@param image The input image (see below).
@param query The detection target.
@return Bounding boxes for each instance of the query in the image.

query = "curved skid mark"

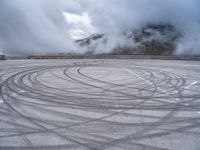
[0,60,200,149]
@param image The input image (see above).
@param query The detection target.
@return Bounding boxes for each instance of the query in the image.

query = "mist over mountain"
[0,0,200,56]
[75,24,182,55]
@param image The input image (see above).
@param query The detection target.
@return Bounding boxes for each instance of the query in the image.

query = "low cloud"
[0,0,200,55]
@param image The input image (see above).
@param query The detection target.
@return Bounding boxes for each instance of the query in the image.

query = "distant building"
[32,53,72,59]
[0,54,5,60]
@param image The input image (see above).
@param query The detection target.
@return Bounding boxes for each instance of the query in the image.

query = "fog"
[0,0,77,55]
[0,0,200,55]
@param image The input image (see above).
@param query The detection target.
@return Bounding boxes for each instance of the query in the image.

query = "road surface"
[0,59,200,150]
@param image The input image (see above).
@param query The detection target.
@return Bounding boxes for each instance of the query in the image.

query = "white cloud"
[63,12,98,39]
[1,0,200,55]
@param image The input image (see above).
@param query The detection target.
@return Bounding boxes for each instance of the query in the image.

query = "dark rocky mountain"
[75,24,182,55]
[75,34,104,47]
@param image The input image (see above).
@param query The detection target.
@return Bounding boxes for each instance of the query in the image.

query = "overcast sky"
[0,0,200,55]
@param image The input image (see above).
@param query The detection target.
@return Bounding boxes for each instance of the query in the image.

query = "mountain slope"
[75,24,181,55]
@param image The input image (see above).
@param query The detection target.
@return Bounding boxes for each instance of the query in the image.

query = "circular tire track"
[0,59,200,150]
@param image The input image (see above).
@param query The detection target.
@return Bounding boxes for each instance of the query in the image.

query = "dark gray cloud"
[0,0,200,55]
